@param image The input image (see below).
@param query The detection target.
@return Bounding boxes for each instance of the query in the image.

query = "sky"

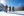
[0,0,24,8]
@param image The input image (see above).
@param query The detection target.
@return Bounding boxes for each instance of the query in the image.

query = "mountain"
[0,3,4,11]
[15,5,24,11]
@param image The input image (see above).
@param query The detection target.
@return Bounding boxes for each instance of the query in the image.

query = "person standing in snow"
[12,6,15,12]
[4,4,8,13]
[9,6,11,12]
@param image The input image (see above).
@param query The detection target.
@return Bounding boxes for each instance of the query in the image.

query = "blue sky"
[1,0,24,8]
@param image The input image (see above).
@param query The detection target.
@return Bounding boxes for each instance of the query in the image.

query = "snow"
[0,12,22,16]
[0,11,23,16]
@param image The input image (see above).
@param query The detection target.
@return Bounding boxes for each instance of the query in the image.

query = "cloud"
[18,3,22,7]
[18,3,21,5]
[0,0,5,4]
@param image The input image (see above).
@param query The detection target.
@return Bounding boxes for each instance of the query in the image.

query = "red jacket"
[5,6,8,8]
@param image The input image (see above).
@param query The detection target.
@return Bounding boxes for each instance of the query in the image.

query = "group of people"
[4,4,15,13]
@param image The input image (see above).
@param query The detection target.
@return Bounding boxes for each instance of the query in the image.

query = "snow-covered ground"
[0,12,23,16]
[0,11,24,16]
[0,11,24,15]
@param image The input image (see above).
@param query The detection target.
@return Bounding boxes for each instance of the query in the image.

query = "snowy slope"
[0,12,22,16]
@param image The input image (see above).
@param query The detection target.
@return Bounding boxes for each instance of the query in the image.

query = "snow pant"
[9,9,11,12]
[12,9,14,12]
[5,8,7,13]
